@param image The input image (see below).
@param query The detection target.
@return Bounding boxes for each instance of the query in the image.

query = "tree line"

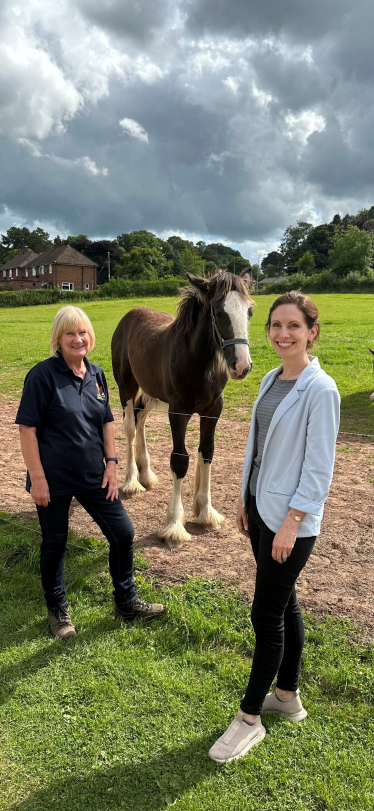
[0,227,251,284]
[261,207,374,280]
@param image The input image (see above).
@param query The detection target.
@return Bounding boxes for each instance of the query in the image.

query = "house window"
[32,267,36,276]
[85,283,89,290]
[9,269,12,277]
[25,269,29,276]
[40,265,44,275]
[61,282,74,291]
[15,268,18,277]
[49,264,52,273]
[2,270,5,278]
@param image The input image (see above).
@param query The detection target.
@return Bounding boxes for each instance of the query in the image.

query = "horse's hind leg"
[121,382,146,494]
[134,394,163,489]
[193,402,224,529]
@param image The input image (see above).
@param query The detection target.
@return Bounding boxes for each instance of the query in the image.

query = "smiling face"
[268,303,318,364]
[58,322,90,365]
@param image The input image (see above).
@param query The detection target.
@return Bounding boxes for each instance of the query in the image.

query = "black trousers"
[36,487,136,610]
[240,495,316,716]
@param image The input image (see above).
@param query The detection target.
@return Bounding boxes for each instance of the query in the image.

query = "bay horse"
[111,271,253,547]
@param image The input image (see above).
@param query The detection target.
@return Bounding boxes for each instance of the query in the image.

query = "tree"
[304,224,335,269]
[225,256,250,274]
[1,226,52,257]
[280,221,314,273]
[329,226,373,276]
[117,230,162,253]
[179,247,205,277]
[261,251,283,269]
[296,250,316,276]
[114,246,168,280]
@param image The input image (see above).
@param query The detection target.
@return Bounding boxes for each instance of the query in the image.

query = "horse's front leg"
[159,408,191,548]
[193,399,224,529]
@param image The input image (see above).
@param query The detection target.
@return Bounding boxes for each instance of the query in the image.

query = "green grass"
[0,294,373,433]
[0,512,373,811]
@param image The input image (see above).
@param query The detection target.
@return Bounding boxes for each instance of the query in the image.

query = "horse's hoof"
[138,469,158,489]
[159,520,191,547]
[193,504,224,529]
[122,478,146,494]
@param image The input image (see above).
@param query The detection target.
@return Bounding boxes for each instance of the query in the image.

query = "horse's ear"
[369,348,374,356]
[186,273,210,300]
[240,269,252,289]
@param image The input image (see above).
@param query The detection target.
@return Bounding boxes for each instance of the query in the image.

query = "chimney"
[21,245,29,253]
[54,236,62,245]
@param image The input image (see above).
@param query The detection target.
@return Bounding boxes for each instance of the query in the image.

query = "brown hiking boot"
[115,597,165,622]
[48,606,76,639]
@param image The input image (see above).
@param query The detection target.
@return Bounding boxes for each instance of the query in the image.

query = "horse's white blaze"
[123,399,145,493]
[159,472,191,546]
[193,452,224,528]
[135,397,158,489]
[223,291,251,374]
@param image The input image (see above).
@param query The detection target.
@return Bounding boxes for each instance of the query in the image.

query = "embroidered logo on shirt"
[96,383,106,402]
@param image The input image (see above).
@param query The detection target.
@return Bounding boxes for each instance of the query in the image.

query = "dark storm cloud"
[184,0,352,41]
[2,0,374,255]
[76,0,173,42]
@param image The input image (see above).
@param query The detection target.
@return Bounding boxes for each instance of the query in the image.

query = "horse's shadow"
[135,522,211,552]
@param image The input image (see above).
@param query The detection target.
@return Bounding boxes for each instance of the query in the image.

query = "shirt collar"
[52,352,94,377]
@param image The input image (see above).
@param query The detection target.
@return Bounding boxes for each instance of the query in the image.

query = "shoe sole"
[209,727,266,764]
[115,610,165,622]
[264,708,307,722]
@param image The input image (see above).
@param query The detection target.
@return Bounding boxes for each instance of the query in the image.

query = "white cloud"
[285,110,326,145]
[119,117,149,143]
[17,138,109,176]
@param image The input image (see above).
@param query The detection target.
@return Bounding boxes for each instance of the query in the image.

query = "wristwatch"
[288,511,302,522]
[105,457,118,464]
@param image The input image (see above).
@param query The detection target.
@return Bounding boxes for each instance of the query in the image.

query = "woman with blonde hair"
[17,306,164,638]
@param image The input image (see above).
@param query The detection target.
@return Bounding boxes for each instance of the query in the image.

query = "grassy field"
[0,293,373,432]
[1,513,373,811]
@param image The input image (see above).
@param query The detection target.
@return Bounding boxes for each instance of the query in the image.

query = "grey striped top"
[249,377,296,497]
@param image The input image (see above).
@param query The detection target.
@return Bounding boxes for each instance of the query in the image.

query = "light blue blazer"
[241,357,340,537]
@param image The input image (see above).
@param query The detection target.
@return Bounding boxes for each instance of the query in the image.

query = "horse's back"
[112,307,175,396]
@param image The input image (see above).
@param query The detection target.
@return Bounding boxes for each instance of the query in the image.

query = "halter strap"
[211,304,250,349]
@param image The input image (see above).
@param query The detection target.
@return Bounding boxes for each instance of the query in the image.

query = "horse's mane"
[172,271,253,335]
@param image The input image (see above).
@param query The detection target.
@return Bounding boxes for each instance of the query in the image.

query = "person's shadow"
[11,734,219,811]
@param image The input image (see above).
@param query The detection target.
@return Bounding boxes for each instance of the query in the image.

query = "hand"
[30,476,50,507]
[102,461,118,501]
[236,496,249,538]
[272,516,297,564]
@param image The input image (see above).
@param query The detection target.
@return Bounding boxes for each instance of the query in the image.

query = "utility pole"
[107,251,111,282]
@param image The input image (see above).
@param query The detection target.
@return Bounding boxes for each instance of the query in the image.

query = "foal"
[111,271,253,547]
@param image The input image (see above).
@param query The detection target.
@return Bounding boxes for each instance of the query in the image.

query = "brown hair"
[265,290,320,349]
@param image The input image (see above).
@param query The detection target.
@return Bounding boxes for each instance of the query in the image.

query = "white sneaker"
[209,712,266,763]
[262,687,307,721]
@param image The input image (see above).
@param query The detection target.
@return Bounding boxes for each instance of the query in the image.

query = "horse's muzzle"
[229,362,252,380]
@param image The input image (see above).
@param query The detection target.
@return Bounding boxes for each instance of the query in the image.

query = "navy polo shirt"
[15,354,114,495]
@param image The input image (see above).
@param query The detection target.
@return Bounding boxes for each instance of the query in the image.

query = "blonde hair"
[50,306,96,356]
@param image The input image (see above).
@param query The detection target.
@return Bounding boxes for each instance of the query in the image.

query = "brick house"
[0,237,97,291]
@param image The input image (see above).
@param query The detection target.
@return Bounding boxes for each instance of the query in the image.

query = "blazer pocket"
[271,451,305,492]
[265,489,293,498]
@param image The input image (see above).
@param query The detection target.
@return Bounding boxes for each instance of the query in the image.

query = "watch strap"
[105,457,118,464]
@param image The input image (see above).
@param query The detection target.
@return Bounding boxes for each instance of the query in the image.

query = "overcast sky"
[1,0,374,261]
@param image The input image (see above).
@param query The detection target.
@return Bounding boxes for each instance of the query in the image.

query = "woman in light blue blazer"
[210,290,340,763]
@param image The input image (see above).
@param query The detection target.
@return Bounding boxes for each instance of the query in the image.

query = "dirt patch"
[1,402,373,637]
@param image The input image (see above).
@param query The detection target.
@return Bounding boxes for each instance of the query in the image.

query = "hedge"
[0,278,187,308]
[259,269,374,295]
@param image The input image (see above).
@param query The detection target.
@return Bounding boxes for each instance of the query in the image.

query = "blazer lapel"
[261,383,300,459]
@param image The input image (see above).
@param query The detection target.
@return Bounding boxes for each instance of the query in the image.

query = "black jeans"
[36,487,137,610]
[240,495,316,716]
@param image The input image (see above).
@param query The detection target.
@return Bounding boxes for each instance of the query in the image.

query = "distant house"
[257,275,287,290]
[0,237,98,291]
